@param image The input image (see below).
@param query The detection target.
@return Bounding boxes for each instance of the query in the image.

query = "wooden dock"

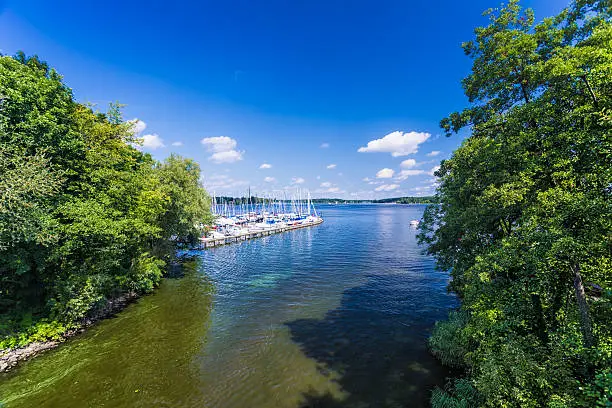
[197,219,323,249]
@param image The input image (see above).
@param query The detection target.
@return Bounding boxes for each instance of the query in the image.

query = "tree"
[0,53,212,347]
[0,144,61,314]
[155,154,213,248]
[420,1,612,406]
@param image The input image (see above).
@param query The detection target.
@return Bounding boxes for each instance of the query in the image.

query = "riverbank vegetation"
[419,0,611,406]
[372,196,437,204]
[0,53,212,351]
[212,196,437,205]
[313,196,436,204]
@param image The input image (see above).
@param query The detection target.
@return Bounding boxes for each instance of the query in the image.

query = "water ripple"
[0,204,456,408]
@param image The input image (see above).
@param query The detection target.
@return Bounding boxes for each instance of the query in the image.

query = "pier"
[197,218,323,249]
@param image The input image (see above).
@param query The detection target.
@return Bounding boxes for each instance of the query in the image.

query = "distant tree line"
[311,197,436,204]
[213,196,268,205]
[212,196,436,205]
[372,196,437,204]
[0,53,212,349]
[419,1,611,406]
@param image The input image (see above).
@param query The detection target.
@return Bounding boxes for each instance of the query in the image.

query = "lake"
[0,204,456,408]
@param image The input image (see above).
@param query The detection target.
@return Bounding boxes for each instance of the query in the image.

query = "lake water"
[0,204,456,407]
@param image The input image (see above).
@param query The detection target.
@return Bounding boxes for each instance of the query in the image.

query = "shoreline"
[0,222,325,374]
[199,218,324,249]
[0,291,140,374]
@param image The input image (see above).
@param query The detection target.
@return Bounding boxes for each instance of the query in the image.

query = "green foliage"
[431,379,482,408]
[584,369,612,407]
[0,319,69,350]
[215,196,436,205]
[308,196,437,204]
[0,145,62,250]
[0,53,211,348]
[421,1,612,406]
[373,196,438,204]
[121,253,165,294]
[429,311,470,368]
[155,154,212,247]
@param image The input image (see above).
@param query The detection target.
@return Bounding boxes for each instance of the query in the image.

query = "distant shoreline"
[314,201,433,204]
[211,196,437,205]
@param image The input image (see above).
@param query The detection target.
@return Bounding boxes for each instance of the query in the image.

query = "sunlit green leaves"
[0,53,212,347]
[423,1,612,406]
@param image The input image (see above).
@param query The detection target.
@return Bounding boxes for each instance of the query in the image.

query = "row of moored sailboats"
[204,190,324,240]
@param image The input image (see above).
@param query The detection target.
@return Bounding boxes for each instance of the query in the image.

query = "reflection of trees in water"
[287,274,454,408]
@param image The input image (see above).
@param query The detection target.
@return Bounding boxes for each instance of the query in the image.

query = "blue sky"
[0,0,566,199]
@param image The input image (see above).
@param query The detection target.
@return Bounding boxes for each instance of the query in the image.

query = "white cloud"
[264,176,276,183]
[376,168,395,179]
[201,174,249,191]
[128,118,146,134]
[362,177,371,182]
[292,177,305,184]
[201,136,243,164]
[427,150,441,157]
[397,169,426,180]
[316,175,321,180]
[171,141,183,147]
[204,174,229,181]
[400,159,417,169]
[375,184,400,192]
[129,119,164,150]
[429,165,441,176]
[314,184,345,194]
[350,190,376,198]
[411,183,438,196]
[259,163,272,169]
[141,134,165,149]
[209,150,243,164]
[358,131,430,157]
[326,164,337,169]
[320,143,330,148]
[201,136,237,152]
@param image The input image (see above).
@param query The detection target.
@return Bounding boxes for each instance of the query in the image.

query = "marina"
[200,190,324,248]
[199,217,324,248]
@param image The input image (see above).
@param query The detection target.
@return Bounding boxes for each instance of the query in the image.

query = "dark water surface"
[0,204,456,407]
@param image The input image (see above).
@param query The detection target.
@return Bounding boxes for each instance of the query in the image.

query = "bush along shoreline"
[419,1,612,406]
[0,53,213,369]
[0,290,139,372]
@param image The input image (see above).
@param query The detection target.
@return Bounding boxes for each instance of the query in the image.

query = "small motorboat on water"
[410,219,420,227]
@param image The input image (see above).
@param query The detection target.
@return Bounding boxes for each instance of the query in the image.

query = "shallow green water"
[0,205,456,407]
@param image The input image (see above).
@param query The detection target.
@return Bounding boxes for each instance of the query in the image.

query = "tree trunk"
[572,264,595,348]
[580,75,598,109]
[520,82,530,105]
